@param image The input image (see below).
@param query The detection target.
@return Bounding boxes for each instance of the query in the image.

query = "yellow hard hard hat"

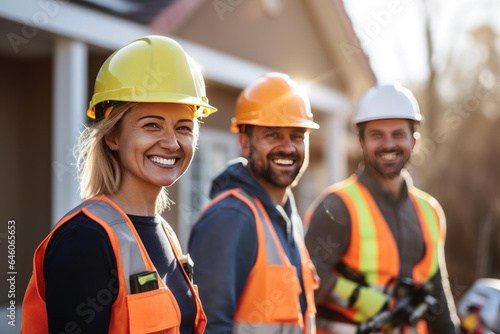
[88,35,216,120]
[230,72,319,133]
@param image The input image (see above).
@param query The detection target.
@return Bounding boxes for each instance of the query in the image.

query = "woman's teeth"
[150,157,175,166]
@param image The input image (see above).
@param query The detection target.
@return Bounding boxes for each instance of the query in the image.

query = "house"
[0,0,375,324]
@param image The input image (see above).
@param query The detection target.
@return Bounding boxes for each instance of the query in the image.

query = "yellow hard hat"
[88,35,216,120]
[230,72,319,133]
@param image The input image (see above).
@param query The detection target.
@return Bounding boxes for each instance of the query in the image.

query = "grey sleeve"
[305,193,351,304]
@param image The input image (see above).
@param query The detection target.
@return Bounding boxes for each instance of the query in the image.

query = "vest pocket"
[127,287,180,333]
[264,265,302,322]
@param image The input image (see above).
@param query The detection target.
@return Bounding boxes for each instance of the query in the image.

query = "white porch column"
[325,115,348,186]
[51,37,88,226]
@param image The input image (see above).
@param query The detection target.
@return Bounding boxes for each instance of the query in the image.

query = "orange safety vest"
[21,196,206,334]
[203,189,319,334]
[314,176,445,334]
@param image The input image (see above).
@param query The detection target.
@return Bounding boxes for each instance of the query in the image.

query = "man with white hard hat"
[304,83,460,333]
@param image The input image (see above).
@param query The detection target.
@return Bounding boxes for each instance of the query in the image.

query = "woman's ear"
[105,133,119,151]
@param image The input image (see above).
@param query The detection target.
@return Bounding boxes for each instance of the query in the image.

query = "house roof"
[70,0,178,24]
[0,0,351,114]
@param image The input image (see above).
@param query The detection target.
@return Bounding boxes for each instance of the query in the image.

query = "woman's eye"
[177,125,193,132]
[144,123,160,129]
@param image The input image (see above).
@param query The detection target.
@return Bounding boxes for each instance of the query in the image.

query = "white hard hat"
[355,82,422,124]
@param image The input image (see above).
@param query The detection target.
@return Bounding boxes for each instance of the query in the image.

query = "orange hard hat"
[230,72,319,133]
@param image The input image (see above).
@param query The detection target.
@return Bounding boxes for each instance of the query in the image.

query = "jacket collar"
[210,158,296,221]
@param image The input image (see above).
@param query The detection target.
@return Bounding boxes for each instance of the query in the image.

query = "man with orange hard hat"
[189,72,320,333]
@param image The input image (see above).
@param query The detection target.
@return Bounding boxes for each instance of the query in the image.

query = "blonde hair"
[76,102,185,214]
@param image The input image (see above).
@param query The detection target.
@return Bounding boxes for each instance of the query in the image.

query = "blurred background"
[1,0,499,331]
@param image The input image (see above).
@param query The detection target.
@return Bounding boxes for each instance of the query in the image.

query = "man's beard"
[248,147,302,188]
[367,148,409,179]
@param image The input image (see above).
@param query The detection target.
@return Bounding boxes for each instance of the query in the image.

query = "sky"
[343,0,500,88]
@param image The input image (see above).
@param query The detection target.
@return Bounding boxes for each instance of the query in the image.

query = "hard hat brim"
[355,113,422,124]
[230,119,320,133]
[87,90,217,119]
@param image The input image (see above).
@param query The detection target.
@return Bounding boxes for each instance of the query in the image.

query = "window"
[177,128,240,250]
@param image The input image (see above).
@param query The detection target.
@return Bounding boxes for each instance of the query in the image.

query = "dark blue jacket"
[188,159,307,334]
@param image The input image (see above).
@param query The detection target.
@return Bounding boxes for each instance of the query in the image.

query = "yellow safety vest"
[316,176,445,333]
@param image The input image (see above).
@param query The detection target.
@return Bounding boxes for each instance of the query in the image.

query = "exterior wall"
[174,0,344,90]
[0,49,124,308]
[0,56,52,306]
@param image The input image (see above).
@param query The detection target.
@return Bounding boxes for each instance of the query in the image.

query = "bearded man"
[189,73,320,334]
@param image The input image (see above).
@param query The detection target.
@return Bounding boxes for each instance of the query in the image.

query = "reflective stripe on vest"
[67,198,151,293]
[203,189,317,333]
[316,318,427,334]
[337,177,400,287]
[318,176,441,333]
[316,318,358,334]
[21,196,206,334]
[408,187,444,284]
[234,322,303,334]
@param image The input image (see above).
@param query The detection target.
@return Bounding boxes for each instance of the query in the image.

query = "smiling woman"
[21,35,216,334]
[101,102,199,215]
